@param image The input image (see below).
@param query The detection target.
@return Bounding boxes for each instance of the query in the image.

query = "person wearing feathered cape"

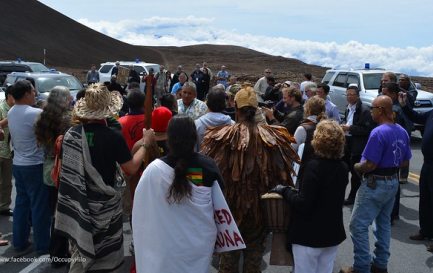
[201,84,300,273]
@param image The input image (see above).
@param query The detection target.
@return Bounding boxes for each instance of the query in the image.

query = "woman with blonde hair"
[272,120,348,273]
[291,96,326,184]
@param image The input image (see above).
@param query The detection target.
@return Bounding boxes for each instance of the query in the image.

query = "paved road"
[0,133,430,273]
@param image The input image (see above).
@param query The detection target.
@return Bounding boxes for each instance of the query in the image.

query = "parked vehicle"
[322,68,433,132]
[2,71,83,101]
[98,61,160,84]
[0,61,50,85]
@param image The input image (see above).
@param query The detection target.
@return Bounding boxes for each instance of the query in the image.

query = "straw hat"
[73,83,123,120]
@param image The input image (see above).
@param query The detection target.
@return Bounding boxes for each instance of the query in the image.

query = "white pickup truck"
[322,68,433,134]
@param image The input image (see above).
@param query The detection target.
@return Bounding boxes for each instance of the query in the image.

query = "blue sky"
[38,0,433,76]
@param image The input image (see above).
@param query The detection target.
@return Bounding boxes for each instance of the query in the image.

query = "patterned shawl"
[54,125,124,272]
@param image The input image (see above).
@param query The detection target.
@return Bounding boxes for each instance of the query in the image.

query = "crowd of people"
[0,63,431,273]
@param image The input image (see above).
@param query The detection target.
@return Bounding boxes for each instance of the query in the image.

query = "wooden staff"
[130,74,160,202]
[143,73,160,170]
[144,74,153,129]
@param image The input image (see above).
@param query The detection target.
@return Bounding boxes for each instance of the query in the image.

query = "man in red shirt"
[119,90,146,150]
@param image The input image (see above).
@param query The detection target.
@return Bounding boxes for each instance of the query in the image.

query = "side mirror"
[415,82,422,89]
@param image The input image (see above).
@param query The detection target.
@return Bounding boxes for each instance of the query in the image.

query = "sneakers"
[340,265,387,273]
[339,267,358,273]
[427,243,433,253]
[409,232,429,241]
[0,209,13,216]
[371,264,388,273]
[0,239,8,246]
[344,198,355,206]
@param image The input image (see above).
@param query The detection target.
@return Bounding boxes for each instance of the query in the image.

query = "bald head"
[371,95,393,122]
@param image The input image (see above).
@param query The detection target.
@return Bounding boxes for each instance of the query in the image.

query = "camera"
[258,100,275,108]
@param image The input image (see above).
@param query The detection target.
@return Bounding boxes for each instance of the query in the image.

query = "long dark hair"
[166,115,197,203]
[35,86,72,153]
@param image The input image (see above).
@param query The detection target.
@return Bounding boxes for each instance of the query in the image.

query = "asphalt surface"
[0,132,430,273]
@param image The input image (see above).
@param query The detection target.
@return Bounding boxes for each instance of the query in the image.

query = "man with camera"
[264,87,304,135]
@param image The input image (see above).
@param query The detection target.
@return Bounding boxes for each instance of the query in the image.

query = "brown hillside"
[1,0,432,91]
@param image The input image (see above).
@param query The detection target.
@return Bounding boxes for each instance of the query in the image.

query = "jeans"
[12,164,51,253]
[349,176,398,273]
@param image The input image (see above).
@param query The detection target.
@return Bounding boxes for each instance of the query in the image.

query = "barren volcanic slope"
[1,0,432,89]
[0,0,326,83]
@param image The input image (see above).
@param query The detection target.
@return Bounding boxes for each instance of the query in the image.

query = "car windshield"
[362,73,383,90]
[36,76,82,93]
[27,63,49,72]
[99,65,113,73]
[145,65,160,74]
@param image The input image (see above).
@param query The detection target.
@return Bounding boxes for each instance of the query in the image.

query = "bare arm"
[0,118,7,128]
[121,129,155,175]
[354,160,377,175]
[400,160,409,168]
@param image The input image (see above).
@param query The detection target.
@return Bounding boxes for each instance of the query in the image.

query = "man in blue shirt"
[316,83,341,123]
[216,65,230,88]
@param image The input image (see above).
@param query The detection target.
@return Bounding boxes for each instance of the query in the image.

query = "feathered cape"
[201,122,300,225]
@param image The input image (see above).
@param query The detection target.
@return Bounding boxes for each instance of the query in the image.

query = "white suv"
[98,61,160,83]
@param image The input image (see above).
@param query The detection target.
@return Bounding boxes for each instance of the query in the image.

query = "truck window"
[333,73,347,87]
[322,72,335,84]
[347,74,360,87]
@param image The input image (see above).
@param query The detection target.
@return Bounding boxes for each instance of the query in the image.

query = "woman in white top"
[132,115,224,273]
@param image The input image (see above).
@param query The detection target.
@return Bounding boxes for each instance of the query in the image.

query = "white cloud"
[78,17,433,77]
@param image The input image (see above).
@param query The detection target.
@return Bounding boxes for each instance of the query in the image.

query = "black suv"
[0,61,49,85]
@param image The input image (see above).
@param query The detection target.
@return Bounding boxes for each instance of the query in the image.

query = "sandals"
[0,239,8,246]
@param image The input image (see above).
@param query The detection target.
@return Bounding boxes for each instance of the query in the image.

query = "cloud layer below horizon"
[78,17,433,77]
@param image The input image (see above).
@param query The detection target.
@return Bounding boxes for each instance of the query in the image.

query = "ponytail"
[167,156,192,203]
[166,115,197,203]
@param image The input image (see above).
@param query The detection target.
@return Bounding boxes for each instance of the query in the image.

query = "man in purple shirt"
[340,96,411,273]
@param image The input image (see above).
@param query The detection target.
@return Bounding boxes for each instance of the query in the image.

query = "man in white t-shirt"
[8,80,51,255]
[254,68,272,102]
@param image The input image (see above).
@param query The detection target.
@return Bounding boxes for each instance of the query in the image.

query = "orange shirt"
[118,114,145,151]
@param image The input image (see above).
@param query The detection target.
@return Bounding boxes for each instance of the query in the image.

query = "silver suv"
[3,71,83,101]
[322,69,433,131]
[0,61,50,85]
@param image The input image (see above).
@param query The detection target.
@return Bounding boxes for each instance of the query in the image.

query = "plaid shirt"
[177,98,208,120]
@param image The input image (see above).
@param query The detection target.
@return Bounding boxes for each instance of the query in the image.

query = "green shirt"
[0,100,11,158]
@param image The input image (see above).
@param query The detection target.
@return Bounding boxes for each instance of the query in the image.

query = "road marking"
[19,254,49,273]
[408,172,420,184]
